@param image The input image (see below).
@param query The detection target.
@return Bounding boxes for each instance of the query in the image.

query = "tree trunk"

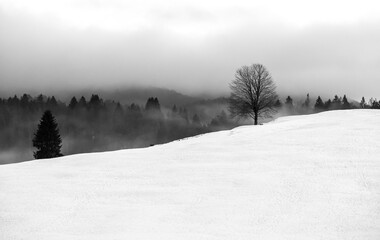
[254,113,258,125]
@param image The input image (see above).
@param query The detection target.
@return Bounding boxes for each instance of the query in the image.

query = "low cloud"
[0,3,380,100]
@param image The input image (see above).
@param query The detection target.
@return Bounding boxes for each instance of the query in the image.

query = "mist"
[0,92,240,163]
[1,0,380,164]
[1,1,380,100]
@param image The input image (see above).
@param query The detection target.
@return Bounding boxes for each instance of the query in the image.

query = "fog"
[1,0,380,100]
[0,91,241,163]
[1,1,380,165]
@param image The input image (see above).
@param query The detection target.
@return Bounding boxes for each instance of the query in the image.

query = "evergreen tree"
[68,97,78,109]
[20,94,32,114]
[88,94,103,110]
[342,95,350,109]
[274,99,282,108]
[9,95,20,107]
[47,96,58,107]
[331,95,342,109]
[370,98,380,109]
[285,96,293,106]
[324,99,332,110]
[114,102,124,116]
[360,97,367,109]
[303,93,310,108]
[314,96,325,111]
[284,96,294,114]
[78,96,87,108]
[20,94,31,108]
[32,110,63,159]
[145,97,161,111]
[36,94,44,103]
[129,103,141,112]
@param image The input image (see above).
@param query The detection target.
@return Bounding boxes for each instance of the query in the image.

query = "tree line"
[2,63,379,161]
[275,94,380,115]
[0,93,236,161]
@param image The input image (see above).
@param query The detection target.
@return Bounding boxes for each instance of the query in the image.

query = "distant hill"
[100,87,203,107]
[57,87,202,107]
[0,87,203,108]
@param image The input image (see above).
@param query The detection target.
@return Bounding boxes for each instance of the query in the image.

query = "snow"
[1,110,380,240]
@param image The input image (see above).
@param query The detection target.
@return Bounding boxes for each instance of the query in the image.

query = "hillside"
[57,87,201,107]
[1,110,379,239]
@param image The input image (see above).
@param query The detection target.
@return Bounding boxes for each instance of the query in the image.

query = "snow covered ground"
[1,110,379,240]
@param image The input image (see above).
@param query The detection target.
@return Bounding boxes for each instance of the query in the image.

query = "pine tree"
[36,94,44,108]
[89,94,102,108]
[370,98,380,109]
[68,97,78,109]
[314,96,325,111]
[47,96,58,107]
[78,96,87,108]
[32,110,63,159]
[20,94,31,108]
[129,103,140,112]
[360,97,367,108]
[324,99,332,110]
[332,95,342,109]
[274,99,282,108]
[285,96,294,114]
[342,95,350,109]
[114,102,124,116]
[285,96,293,106]
[145,97,161,111]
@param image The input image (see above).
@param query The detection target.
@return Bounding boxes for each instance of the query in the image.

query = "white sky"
[2,0,379,31]
[1,0,380,99]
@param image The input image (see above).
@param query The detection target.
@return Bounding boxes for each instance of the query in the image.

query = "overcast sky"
[1,0,380,99]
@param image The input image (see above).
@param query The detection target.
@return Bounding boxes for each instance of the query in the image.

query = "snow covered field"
[1,110,379,240]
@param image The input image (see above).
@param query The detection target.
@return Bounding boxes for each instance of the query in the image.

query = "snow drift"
[1,110,379,240]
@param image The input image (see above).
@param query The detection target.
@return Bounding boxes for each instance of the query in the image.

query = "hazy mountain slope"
[99,87,201,107]
[1,110,379,240]
[2,87,201,107]
[57,87,201,107]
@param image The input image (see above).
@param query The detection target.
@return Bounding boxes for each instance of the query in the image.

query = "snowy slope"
[1,110,380,240]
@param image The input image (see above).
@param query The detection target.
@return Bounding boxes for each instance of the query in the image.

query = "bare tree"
[229,64,278,125]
